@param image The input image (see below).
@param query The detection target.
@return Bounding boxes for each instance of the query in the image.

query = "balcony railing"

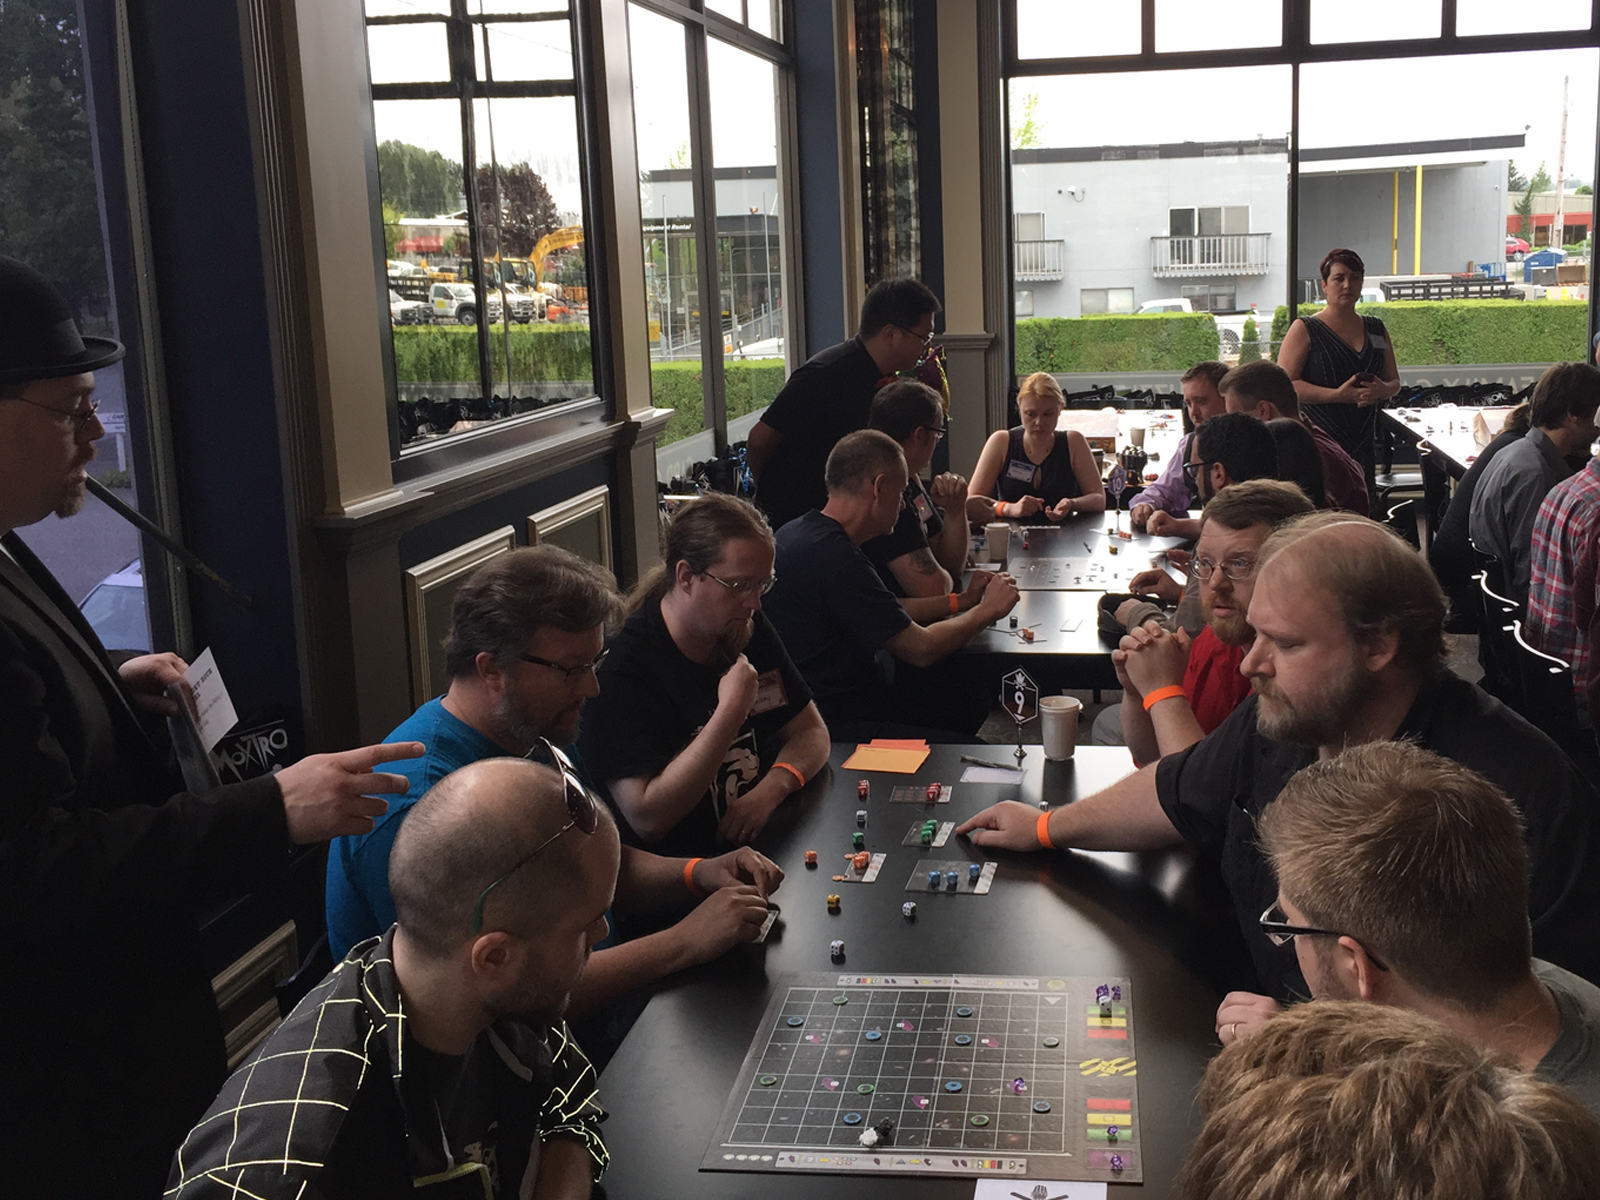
[1015,239,1065,281]
[1151,233,1271,277]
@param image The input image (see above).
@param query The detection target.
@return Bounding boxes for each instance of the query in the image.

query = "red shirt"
[1182,626,1251,734]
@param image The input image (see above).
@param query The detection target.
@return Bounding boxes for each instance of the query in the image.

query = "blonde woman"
[967,372,1105,525]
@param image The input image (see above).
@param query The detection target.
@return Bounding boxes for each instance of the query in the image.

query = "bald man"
[170,759,617,1200]
[958,512,1600,999]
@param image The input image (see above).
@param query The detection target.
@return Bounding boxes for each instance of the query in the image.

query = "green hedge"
[1015,313,1219,373]
[392,324,593,383]
[649,359,788,445]
[1268,301,1587,365]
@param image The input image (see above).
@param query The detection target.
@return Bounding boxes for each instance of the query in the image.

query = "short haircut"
[1199,478,1315,536]
[869,379,943,443]
[1180,360,1229,389]
[443,545,622,679]
[1504,400,1533,436]
[631,492,773,611]
[858,277,941,338]
[1529,361,1600,429]
[825,428,906,496]
[1017,371,1065,407]
[1179,1001,1600,1200]
[389,759,617,957]
[1219,359,1300,417]
[1195,410,1278,485]
[1319,247,1365,280]
[1261,741,1533,1008]
[1264,418,1326,509]
[1257,510,1449,678]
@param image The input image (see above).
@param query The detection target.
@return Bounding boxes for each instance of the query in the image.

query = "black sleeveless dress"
[995,428,1084,523]
[1297,312,1390,486]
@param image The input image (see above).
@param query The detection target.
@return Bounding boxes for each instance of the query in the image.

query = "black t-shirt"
[578,600,812,857]
[1155,674,1600,999]
[996,428,1084,523]
[762,510,914,724]
[754,338,886,529]
[861,475,947,596]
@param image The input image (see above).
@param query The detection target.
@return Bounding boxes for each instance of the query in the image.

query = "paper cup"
[1128,426,1146,448]
[1040,695,1082,761]
[984,522,1010,566]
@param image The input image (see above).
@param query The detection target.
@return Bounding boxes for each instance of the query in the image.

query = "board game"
[702,974,1140,1182]
[1008,555,1159,592]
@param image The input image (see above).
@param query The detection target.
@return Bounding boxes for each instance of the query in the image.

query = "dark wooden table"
[595,744,1232,1198]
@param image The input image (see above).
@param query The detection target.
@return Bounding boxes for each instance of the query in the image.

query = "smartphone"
[1355,372,1378,385]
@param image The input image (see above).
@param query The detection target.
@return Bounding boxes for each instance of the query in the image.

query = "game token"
[911,1095,930,1109]
[833,994,850,1005]
[968,863,981,883]
[1012,1078,1026,1094]
[970,1115,990,1127]
[863,1030,881,1041]
[852,851,870,871]
[786,1017,805,1027]
[804,850,817,866]
[1042,1036,1060,1047]
[956,1006,974,1017]
[1110,1155,1125,1172]
[1108,544,1118,555]
[832,874,846,882]
[897,1020,915,1031]
[830,939,845,958]
[1021,628,1035,642]
[944,1081,963,1092]
[1106,1125,1119,1142]
[1032,1101,1052,1113]
[954,1034,972,1045]
[856,809,867,826]
[841,1112,862,1125]
[857,779,870,798]
[926,783,942,801]
[902,901,917,919]
[852,831,865,850]
[928,869,941,889]
[919,828,933,845]
[1112,985,1123,1001]
[827,893,841,909]
[872,1118,896,1144]
[944,869,958,888]
[1009,615,1018,628]
[759,1075,778,1086]
[857,1083,875,1093]
[822,1077,839,1090]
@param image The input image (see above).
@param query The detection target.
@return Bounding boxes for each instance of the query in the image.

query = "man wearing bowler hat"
[0,255,424,1198]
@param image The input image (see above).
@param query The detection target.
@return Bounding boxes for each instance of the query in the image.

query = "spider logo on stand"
[1010,1187,1072,1200]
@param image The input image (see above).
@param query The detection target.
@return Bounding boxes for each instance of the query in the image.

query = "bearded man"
[579,493,830,854]
[958,511,1600,999]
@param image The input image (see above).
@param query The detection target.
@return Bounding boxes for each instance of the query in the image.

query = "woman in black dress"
[1277,248,1401,491]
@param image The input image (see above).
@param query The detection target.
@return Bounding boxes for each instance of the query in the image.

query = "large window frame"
[1003,1,1600,370]
[629,0,799,460]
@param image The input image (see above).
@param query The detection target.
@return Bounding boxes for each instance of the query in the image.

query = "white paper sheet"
[184,647,238,753]
[960,765,1025,784]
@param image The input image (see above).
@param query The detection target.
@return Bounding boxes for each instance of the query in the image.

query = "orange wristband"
[773,761,805,788]
[995,501,1006,520]
[684,857,707,897]
[1036,811,1055,851]
[1142,684,1186,711]
[949,592,960,614]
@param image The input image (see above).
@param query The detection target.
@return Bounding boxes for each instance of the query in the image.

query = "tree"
[1508,160,1529,192]
[1238,315,1261,363]
[476,162,559,258]
[376,140,462,217]
[381,202,404,260]
[1577,185,1593,196]
[1515,160,1552,245]
[1010,90,1043,150]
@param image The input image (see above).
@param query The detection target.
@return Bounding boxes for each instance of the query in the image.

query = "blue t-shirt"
[325,698,505,958]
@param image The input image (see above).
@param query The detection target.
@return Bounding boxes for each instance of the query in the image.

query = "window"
[856,0,921,283]
[1015,289,1035,316]
[626,1,794,464]
[1014,212,1046,241]
[1081,288,1135,315]
[363,1,599,454]
[1016,0,1140,60]
[1181,284,1237,313]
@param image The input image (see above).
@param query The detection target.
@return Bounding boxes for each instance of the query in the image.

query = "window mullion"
[684,20,729,454]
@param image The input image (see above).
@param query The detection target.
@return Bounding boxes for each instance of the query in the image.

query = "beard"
[1202,588,1252,647]
[1253,652,1375,747]
[493,692,582,752]
[55,468,89,518]
[708,617,755,670]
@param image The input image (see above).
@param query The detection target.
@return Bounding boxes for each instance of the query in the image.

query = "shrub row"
[648,359,788,445]
[1015,313,1220,373]
[1267,300,1588,365]
[392,324,594,383]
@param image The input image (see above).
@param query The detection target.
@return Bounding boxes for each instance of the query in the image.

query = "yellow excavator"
[531,225,585,285]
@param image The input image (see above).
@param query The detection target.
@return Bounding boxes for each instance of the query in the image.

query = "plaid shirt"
[167,928,606,1198]
[1527,456,1600,706]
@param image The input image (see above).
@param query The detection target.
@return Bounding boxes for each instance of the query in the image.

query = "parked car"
[1137,297,1194,314]
[429,282,502,326]
[79,558,150,653]
[389,288,431,325]
[1506,235,1530,258]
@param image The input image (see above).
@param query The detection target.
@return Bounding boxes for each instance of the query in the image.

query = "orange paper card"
[841,745,931,773]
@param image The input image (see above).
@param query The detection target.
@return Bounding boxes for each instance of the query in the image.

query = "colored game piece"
[954,1034,972,1045]
[759,1075,778,1086]
[902,901,917,919]
[928,869,941,889]
[1042,1036,1060,1047]
[970,1115,990,1127]
[1032,1100,1052,1113]
[804,850,817,866]
[852,831,865,850]
[852,851,870,871]
[1106,1124,1119,1142]
[1022,540,1030,550]
[1096,984,1112,1015]
[897,1020,915,1031]
[872,1118,895,1144]
[1008,615,1018,628]
[926,782,942,801]
[863,1030,881,1041]
[1021,628,1035,642]
[968,862,981,883]
[786,1017,804,1027]
[1110,1155,1125,1172]
[855,809,867,826]
[841,1112,862,1125]
[956,1006,974,1017]
[832,995,849,1005]
[1012,1077,1027,1094]
[919,827,933,845]
[857,1129,879,1148]
[911,1095,929,1110]
[944,869,958,888]
[944,1080,963,1092]
[830,939,845,958]
[1108,544,1119,555]
[826,893,841,909]
[822,1077,839,1090]
[1112,985,1123,1001]
[832,874,846,882]
[857,779,870,798]
[856,1083,875,1093]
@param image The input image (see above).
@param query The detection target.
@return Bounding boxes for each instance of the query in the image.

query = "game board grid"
[728,986,1074,1153]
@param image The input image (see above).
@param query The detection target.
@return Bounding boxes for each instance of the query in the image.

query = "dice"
[968,862,981,884]
[925,783,942,802]
[830,939,845,959]
[827,893,841,911]
[928,869,942,889]
[852,831,865,850]
[804,849,818,867]
[902,901,917,919]
[856,809,867,826]
[857,779,870,798]
[944,869,958,889]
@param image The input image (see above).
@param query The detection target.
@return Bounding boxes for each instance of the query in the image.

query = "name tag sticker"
[913,492,935,523]
[1006,459,1037,483]
[751,669,788,715]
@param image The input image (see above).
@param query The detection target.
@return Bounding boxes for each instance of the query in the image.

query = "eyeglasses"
[470,739,600,935]
[896,323,935,346]
[701,570,777,596]
[1193,555,1257,581]
[3,394,100,435]
[1182,459,1217,485]
[521,647,608,682]
[1258,902,1389,972]
[920,422,949,441]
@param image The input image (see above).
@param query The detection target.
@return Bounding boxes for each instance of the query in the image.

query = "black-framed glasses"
[1182,459,1217,485]
[896,323,935,346]
[920,421,949,441]
[470,739,600,935]
[2,393,100,435]
[1258,902,1389,971]
[521,647,608,682]
[701,570,777,596]
[1193,555,1257,581]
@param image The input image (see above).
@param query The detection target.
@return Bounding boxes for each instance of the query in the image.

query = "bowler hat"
[0,255,125,385]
